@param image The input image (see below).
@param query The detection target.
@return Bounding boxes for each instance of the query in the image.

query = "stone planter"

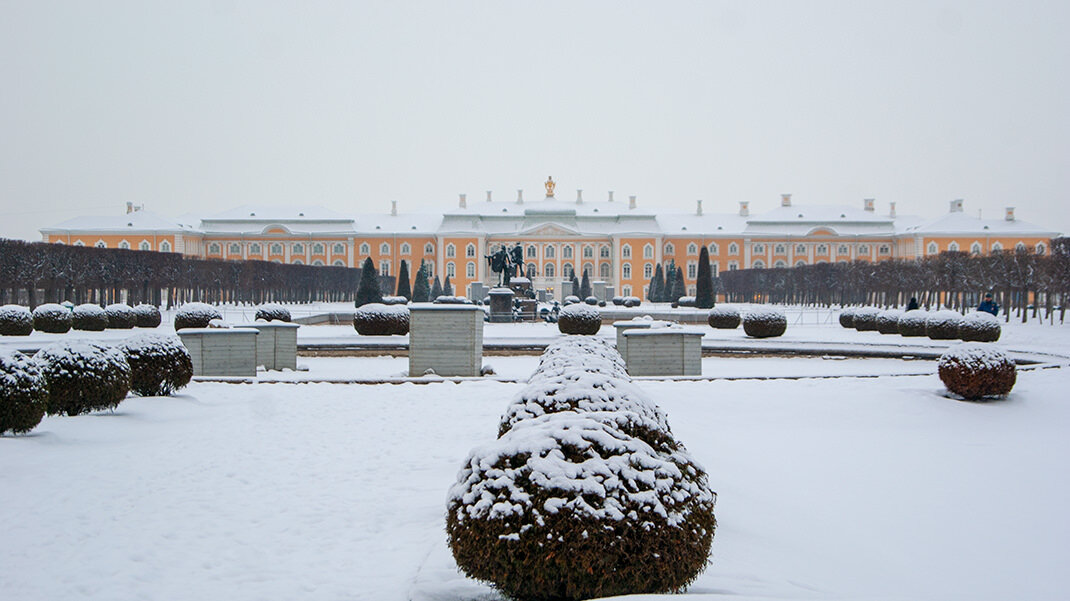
[622,327,703,376]
[176,328,259,377]
[409,304,484,377]
[488,288,514,323]
[248,322,300,371]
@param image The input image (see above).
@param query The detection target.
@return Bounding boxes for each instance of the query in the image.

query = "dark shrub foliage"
[563,295,581,305]
[584,296,598,305]
[72,303,108,331]
[122,334,193,397]
[557,304,601,335]
[597,300,606,307]
[926,310,964,340]
[132,303,162,328]
[412,262,431,302]
[959,312,1001,342]
[353,303,409,335]
[356,257,384,307]
[742,307,787,338]
[447,414,716,601]
[0,305,34,336]
[104,303,136,329]
[611,296,625,306]
[174,302,222,330]
[255,303,291,322]
[0,350,49,434]
[35,342,131,416]
[623,296,641,308]
[32,303,72,334]
[938,345,1016,400]
[695,246,715,308]
[897,311,928,337]
[396,259,412,300]
[838,307,856,328]
[875,309,903,335]
[707,306,741,329]
[852,307,880,331]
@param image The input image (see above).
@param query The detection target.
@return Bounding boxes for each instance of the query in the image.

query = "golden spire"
[545,176,556,197]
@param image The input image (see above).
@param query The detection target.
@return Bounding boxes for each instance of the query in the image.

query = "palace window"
[709,242,720,255]
[95,240,107,248]
[312,259,324,266]
[527,245,537,258]
[334,243,346,255]
[270,243,283,255]
[424,243,434,254]
[774,260,787,268]
[711,263,718,277]
[141,241,152,251]
[599,246,610,258]
[380,260,390,276]
[858,244,870,254]
[333,260,345,267]
[687,262,697,278]
[728,243,738,255]
[795,260,807,267]
[664,243,674,255]
[687,243,698,255]
[643,244,653,259]
[622,286,631,297]
[249,243,262,254]
[796,244,806,254]
[207,242,219,254]
[293,243,305,255]
[312,243,324,255]
[600,263,611,279]
[360,242,370,255]
[527,263,536,277]
[752,259,765,269]
[446,262,455,278]
[119,240,131,250]
[581,263,593,278]
[1036,242,1046,255]
[622,263,631,279]
[991,242,1003,254]
[446,244,455,258]
[946,242,957,252]
[927,242,938,255]
[159,240,171,253]
[838,244,849,255]
[621,244,631,259]
[380,242,390,255]
[466,262,476,278]
[816,244,828,255]
[774,244,786,255]
[753,243,765,254]
[728,261,738,271]
[560,246,571,259]
[466,243,476,258]
[229,243,241,254]
[971,242,982,255]
[400,243,410,255]
[643,263,653,278]
[583,245,593,258]
[879,244,891,255]
[73,240,85,246]
[545,245,556,258]
[544,263,555,278]
[293,259,303,265]
[563,263,574,278]
[1015,242,1027,252]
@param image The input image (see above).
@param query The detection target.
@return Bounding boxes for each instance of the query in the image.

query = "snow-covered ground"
[3,302,1070,600]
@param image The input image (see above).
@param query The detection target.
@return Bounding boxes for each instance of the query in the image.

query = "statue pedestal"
[509,277,532,297]
[489,288,514,323]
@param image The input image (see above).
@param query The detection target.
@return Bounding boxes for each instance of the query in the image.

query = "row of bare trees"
[0,239,392,308]
[717,238,1070,323]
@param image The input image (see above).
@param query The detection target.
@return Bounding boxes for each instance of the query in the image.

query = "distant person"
[906,297,919,311]
[978,293,1000,316]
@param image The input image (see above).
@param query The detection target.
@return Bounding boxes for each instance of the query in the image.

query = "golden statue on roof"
[545,176,556,197]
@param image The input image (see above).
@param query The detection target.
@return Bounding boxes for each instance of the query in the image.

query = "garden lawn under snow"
[3,368,1069,600]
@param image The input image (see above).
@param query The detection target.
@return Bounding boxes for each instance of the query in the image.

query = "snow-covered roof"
[197,205,358,235]
[352,212,443,235]
[904,211,1058,236]
[40,210,193,233]
[657,212,749,236]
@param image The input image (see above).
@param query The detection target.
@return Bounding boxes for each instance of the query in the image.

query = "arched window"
[312,243,324,255]
[752,259,765,269]
[207,242,219,254]
[816,244,828,255]
[400,243,411,255]
[709,242,720,255]
[599,246,610,258]
[946,242,958,252]
[583,245,593,258]
[643,263,653,278]
[687,262,697,278]
[774,244,786,255]
[795,260,807,267]
[622,286,632,297]
[159,240,171,253]
[562,245,573,259]
[927,242,938,255]
[293,243,305,255]
[728,261,738,271]
[333,243,346,255]
[752,243,765,254]
[140,241,152,251]
[527,245,537,258]
[425,262,434,277]
[380,260,390,275]
[563,263,574,278]
[360,242,370,255]
[971,242,982,255]
[643,244,653,259]
[119,240,131,250]
[1015,242,1027,252]
[95,240,107,248]
[600,263,611,279]
[545,245,556,258]
[687,243,698,255]
[581,263,593,278]
[858,244,870,255]
[795,244,806,254]
[527,263,536,277]
[774,260,787,268]
[333,259,345,267]
[664,243,674,255]
[446,262,455,277]
[728,243,738,255]
[380,242,390,255]
[1036,242,1046,255]
[466,262,476,278]
[293,259,304,265]
[466,243,476,258]
[312,259,324,266]
[544,263,555,278]
[229,243,241,254]
[991,242,1003,254]
[270,243,283,255]
[622,263,631,279]
[424,243,434,254]
[622,244,632,259]
[879,245,891,255]
[838,244,849,255]
[249,243,261,254]
[73,240,85,246]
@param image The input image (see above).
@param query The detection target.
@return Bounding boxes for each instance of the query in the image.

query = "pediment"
[519,222,581,237]
[262,224,293,235]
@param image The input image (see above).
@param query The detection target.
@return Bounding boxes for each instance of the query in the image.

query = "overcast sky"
[2,0,1068,241]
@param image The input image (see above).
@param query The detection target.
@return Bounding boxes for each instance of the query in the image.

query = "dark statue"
[485,242,526,286]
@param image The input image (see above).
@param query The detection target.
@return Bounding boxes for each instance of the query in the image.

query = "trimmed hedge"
[174,302,222,330]
[875,309,903,335]
[897,310,928,337]
[132,303,162,328]
[707,306,741,329]
[926,310,964,340]
[0,304,34,336]
[122,334,194,397]
[742,307,787,338]
[32,303,73,334]
[0,350,50,435]
[852,307,881,331]
[353,303,410,335]
[959,311,1001,342]
[35,342,131,416]
[838,307,856,328]
[938,344,1016,400]
[557,304,601,335]
[255,303,291,322]
[104,303,136,329]
[72,303,108,331]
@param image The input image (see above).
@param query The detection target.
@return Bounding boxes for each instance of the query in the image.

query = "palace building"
[40,178,1060,299]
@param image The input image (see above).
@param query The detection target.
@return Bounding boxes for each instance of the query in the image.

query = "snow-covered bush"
[174,302,222,330]
[876,309,903,335]
[0,350,49,435]
[563,295,581,306]
[926,310,964,340]
[707,306,741,329]
[584,295,599,305]
[623,296,642,308]
[35,342,130,416]
[72,303,107,331]
[677,296,697,307]
[838,307,856,328]
[938,344,1016,400]
[104,303,136,329]
[742,306,787,338]
[32,303,72,334]
[353,303,409,336]
[121,334,193,397]
[611,296,625,306]
[852,307,881,331]
[381,295,409,305]
[557,303,601,335]
[254,303,291,322]
[132,303,162,328]
[897,310,928,337]
[0,305,34,336]
[447,413,716,601]
[433,295,472,304]
[959,311,1001,342]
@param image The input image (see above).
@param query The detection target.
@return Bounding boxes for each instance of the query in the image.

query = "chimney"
[126,202,134,214]
[1005,207,1016,221]
[608,191,614,202]
[458,194,466,209]
[781,193,792,207]
[485,191,492,202]
[739,201,750,217]
[950,198,964,213]
[696,199,703,216]
[889,202,897,218]
[628,195,637,210]
[391,200,398,216]
[517,189,524,204]
[576,189,583,204]
[864,198,875,212]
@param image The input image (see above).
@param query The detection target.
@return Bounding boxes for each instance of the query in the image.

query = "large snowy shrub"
[563,295,581,306]
[875,309,903,335]
[926,310,964,340]
[104,303,136,329]
[611,296,625,306]
[707,306,741,329]
[557,303,601,335]
[532,337,628,383]
[0,305,34,336]
[174,302,222,330]
[0,350,50,435]
[897,310,928,337]
[742,306,787,338]
[958,311,1001,342]
[851,307,881,331]
[254,303,291,322]
[838,307,856,328]
[121,334,193,397]
[32,303,73,334]
[35,342,130,416]
[132,303,162,328]
[433,295,472,304]
[447,413,716,601]
[72,303,108,331]
[623,296,642,307]
[938,344,1016,400]
[381,295,409,305]
[353,303,409,336]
